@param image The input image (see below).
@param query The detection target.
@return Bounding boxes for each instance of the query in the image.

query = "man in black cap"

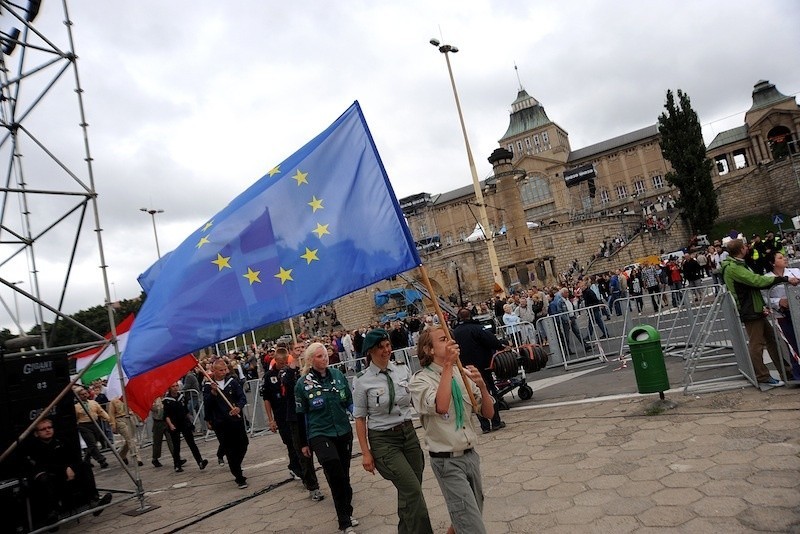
[452,308,507,433]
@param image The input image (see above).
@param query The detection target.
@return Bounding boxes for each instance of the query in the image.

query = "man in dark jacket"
[204,359,249,488]
[452,308,507,433]
[24,418,111,525]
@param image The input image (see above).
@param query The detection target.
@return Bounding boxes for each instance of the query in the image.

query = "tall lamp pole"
[430,38,506,297]
[140,207,164,259]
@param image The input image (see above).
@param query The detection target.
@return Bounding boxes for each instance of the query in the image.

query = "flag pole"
[289,317,297,344]
[417,265,478,409]
[194,356,240,417]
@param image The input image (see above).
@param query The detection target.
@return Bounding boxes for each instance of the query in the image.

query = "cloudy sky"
[1,0,799,332]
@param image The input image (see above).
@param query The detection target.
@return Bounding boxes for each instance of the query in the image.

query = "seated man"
[23,418,112,525]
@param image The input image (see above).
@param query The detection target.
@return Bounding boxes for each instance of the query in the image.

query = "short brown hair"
[727,238,745,257]
[416,328,440,367]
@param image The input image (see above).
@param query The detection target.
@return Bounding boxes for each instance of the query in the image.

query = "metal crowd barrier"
[533,306,611,371]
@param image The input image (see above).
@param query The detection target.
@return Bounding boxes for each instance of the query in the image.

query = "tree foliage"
[27,295,144,348]
[658,89,718,235]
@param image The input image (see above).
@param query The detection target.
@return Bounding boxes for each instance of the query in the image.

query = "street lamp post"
[140,207,164,259]
[430,38,506,297]
[11,280,23,335]
[450,261,464,307]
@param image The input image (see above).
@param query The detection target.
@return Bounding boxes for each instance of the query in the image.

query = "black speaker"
[0,351,79,480]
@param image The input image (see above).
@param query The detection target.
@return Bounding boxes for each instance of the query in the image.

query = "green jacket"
[721,256,787,322]
[294,367,352,440]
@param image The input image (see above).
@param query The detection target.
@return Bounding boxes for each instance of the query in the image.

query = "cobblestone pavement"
[52,383,799,534]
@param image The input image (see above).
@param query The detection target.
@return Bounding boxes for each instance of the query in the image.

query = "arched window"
[520,174,552,205]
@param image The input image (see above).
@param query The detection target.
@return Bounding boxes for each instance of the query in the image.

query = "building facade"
[332,80,800,330]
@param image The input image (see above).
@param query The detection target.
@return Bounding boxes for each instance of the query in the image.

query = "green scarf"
[425,365,464,429]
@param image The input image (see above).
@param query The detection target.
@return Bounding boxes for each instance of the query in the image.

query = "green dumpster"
[627,325,670,394]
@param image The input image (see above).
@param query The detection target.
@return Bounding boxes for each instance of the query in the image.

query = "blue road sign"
[773,214,784,225]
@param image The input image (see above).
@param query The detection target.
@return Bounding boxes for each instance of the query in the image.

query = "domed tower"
[498,89,571,162]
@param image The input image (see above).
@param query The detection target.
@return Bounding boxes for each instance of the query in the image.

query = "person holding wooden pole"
[203,359,249,488]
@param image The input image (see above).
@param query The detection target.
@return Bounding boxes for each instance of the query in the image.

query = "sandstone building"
[332,80,800,330]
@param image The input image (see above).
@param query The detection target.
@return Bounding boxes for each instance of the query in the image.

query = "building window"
[541,130,550,149]
[652,174,664,189]
[633,179,646,195]
[444,233,453,246]
[517,141,523,152]
[507,144,514,155]
[599,189,610,204]
[458,228,467,242]
[524,203,555,221]
[520,175,552,204]
[418,223,427,237]
[616,184,628,199]
[524,137,532,150]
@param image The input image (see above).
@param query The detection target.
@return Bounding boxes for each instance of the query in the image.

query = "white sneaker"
[341,528,356,534]
[350,517,359,527]
[289,470,301,481]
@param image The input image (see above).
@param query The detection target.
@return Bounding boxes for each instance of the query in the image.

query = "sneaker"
[350,517,359,527]
[175,466,184,473]
[180,459,188,466]
[152,459,162,468]
[289,469,302,481]
[92,493,112,517]
[218,457,225,466]
[237,479,249,489]
[199,459,209,470]
[99,462,109,469]
[341,528,356,534]
[310,489,324,501]
[760,377,785,388]
[492,422,507,431]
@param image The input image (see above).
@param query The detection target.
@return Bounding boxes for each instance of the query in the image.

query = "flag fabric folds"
[124,101,420,383]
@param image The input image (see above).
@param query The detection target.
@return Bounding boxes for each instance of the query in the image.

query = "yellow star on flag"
[275,267,293,284]
[301,247,319,264]
[308,196,324,212]
[201,220,213,232]
[212,253,232,271]
[292,169,309,186]
[196,235,211,248]
[243,267,261,285]
[268,165,281,177]
[312,223,330,238]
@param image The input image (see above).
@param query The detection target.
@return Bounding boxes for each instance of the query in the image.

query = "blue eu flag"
[124,102,421,379]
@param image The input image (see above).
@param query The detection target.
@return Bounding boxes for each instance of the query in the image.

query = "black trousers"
[77,422,106,464]
[310,432,353,530]
[477,368,502,431]
[29,462,97,523]
[169,423,203,467]
[288,421,318,490]
[214,418,249,481]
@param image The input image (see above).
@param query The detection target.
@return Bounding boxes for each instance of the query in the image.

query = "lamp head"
[429,38,440,47]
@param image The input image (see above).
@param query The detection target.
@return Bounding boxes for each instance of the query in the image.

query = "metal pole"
[12,280,23,335]
[455,266,464,307]
[140,208,164,259]
[432,40,506,296]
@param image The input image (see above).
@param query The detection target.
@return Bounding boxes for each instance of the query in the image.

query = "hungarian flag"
[73,313,195,419]
[72,314,135,384]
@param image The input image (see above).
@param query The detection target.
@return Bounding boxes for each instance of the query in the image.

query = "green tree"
[657,89,718,235]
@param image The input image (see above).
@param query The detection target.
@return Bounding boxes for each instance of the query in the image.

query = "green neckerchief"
[379,368,395,415]
[425,365,464,429]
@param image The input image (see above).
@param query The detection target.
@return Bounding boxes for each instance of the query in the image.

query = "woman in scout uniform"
[409,327,495,534]
[354,329,433,534]
[295,342,359,534]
